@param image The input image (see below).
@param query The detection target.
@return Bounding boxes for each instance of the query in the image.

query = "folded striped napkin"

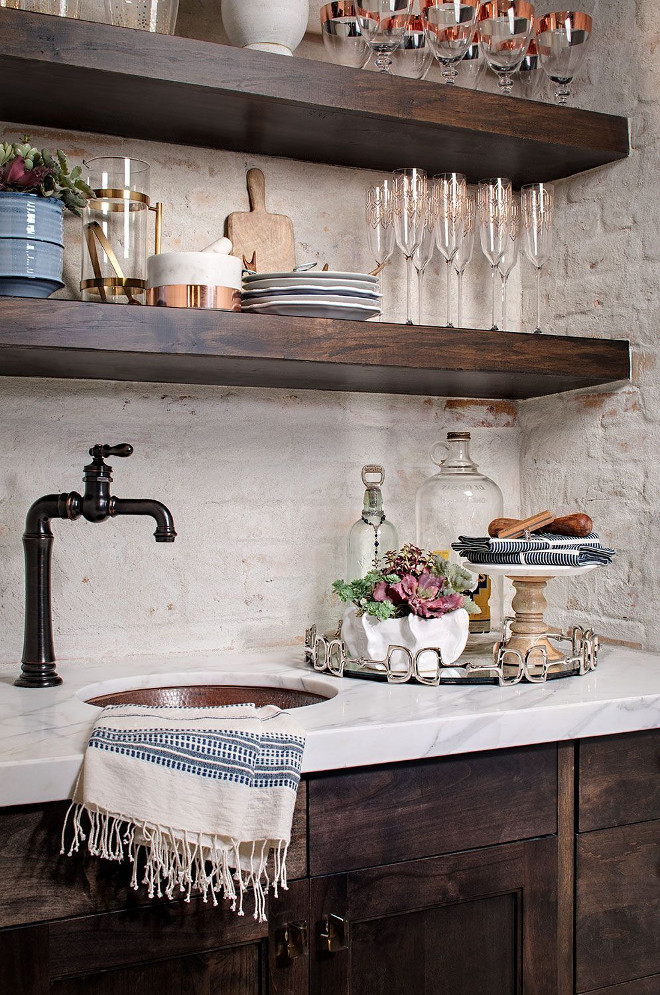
[452,532,615,567]
[62,703,305,922]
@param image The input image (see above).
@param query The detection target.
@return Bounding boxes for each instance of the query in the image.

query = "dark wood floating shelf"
[0,298,630,399]
[0,9,629,185]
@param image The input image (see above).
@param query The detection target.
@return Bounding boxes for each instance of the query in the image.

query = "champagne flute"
[452,193,475,327]
[478,176,513,330]
[521,181,553,334]
[478,0,535,95]
[497,198,519,330]
[536,10,592,105]
[422,0,480,85]
[434,172,467,328]
[366,181,395,271]
[355,0,412,74]
[392,167,428,325]
[413,193,437,325]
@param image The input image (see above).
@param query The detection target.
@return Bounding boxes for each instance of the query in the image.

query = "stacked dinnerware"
[241,270,381,320]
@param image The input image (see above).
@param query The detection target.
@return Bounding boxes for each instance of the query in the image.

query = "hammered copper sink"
[86,684,330,709]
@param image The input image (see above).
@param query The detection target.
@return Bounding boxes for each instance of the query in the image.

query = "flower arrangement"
[0,138,93,216]
[333,544,478,622]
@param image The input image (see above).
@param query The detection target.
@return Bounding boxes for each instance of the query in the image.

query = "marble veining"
[0,645,658,807]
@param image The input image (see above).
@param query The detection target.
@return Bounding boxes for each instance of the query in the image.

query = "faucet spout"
[110,498,177,542]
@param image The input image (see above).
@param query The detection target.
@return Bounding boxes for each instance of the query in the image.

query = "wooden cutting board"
[227,168,296,273]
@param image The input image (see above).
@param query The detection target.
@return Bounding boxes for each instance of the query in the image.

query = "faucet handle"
[89,444,134,459]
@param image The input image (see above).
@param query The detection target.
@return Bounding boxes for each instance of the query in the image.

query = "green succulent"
[0,137,94,216]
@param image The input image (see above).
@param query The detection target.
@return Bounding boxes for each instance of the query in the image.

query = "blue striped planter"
[0,192,64,298]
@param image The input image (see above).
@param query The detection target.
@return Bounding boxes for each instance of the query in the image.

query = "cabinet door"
[311,838,558,995]
[0,881,310,995]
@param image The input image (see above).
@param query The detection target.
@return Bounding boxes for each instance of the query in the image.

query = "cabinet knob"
[318,913,349,953]
[274,920,308,968]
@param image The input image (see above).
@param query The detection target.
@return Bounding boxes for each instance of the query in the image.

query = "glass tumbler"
[321,1,371,68]
[81,157,162,305]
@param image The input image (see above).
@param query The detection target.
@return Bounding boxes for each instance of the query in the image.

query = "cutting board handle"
[247,168,267,214]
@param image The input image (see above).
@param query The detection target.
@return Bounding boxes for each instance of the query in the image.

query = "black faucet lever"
[15,444,176,689]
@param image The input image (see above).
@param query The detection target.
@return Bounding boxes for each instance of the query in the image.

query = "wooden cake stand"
[463,563,599,667]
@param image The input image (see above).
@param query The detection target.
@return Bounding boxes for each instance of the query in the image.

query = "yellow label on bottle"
[469,574,491,633]
[434,549,451,560]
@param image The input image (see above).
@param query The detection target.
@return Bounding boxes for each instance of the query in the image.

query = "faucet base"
[15,663,63,688]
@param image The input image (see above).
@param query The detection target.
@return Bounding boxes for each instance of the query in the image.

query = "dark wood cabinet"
[0,733,658,994]
[310,838,558,995]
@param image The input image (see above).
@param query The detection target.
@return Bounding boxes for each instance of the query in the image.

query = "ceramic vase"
[221,0,308,56]
[342,604,470,666]
[0,193,64,298]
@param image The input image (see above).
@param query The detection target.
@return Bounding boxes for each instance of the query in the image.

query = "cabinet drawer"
[579,730,660,832]
[576,820,660,992]
[308,744,557,875]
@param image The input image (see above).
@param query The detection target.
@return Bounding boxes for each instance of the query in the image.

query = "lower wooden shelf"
[0,298,630,399]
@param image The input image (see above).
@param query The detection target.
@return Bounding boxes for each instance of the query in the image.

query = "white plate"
[462,562,600,577]
[242,280,380,295]
[243,270,378,285]
[242,293,380,308]
[241,300,381,320]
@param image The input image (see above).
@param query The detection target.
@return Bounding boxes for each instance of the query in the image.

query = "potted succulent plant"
[0,138,92,298]
[333,544,479,665]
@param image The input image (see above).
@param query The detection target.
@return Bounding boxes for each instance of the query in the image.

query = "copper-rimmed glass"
[478,0,535,95]
[521,181,553,334]
[536,10,592,105]
[478,176,513,330]
[320,1,371,68]
[422,0,480,85]
[390,15,433,79]
[355,0,413,74]
[517,37,544,99]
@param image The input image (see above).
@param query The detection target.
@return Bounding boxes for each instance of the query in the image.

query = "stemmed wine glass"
[366,181,395,272]
[435,172,467,328]
[521,181,553,334]
[422,0,480,85]
[478,0,535,95]
[517,37,544,99]
[355,0,412,74]
[497,198,520,330]
[452,193,475,327]
[321,1,371,69]
[536,11,592,105]
[392,167,428,325]
[413,192,437,325]
[478,176,513,330]
[390,15,434,79]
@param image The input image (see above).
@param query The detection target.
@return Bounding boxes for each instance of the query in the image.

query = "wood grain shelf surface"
[0,298,631,399]
[0,9,629,185]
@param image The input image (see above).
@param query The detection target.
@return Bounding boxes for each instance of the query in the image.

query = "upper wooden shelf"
[0,9,629,185]
[0,298,630,399]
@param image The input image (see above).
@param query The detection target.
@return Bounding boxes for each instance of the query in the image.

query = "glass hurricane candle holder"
[81,157,162,305]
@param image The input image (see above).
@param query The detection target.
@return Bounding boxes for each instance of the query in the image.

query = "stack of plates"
[241,271,381,321]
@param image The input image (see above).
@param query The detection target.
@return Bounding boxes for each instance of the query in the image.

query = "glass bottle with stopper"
[415,432,503,634]
[347,465,399,581]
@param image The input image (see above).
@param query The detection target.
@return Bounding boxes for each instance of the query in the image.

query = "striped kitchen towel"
[62,704,305,922]
[452,532,615,567]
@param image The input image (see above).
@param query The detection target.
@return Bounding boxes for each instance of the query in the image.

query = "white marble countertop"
[0,645,659,807]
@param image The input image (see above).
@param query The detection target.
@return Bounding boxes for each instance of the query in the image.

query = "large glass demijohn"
[415,432,503,633]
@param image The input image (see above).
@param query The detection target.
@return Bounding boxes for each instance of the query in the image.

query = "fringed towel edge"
[61,801,289,922]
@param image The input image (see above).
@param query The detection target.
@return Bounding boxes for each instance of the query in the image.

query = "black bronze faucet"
[15,444,176,689]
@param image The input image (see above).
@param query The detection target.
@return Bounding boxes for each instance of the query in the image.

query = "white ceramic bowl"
[221,0,308,56]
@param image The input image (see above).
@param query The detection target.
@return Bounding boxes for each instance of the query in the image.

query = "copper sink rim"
[77,672,338,710]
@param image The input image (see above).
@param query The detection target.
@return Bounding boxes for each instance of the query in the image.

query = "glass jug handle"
[430,442,447,467]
